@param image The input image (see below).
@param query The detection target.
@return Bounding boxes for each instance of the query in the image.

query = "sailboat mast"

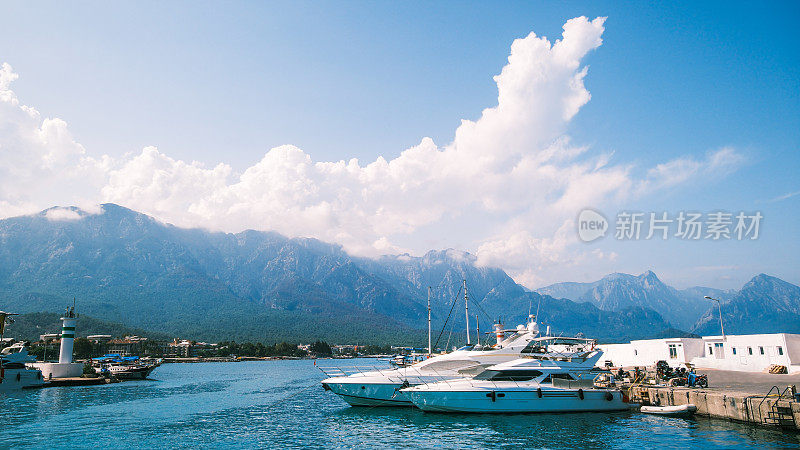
[427,286,432,357]
[464,279,470,345]
[476,315,480,346]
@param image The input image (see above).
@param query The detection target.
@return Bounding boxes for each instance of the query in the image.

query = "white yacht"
[0,342,45,392]
[403,337,628,413]
[320,316,539,406]
[321,318,543,406]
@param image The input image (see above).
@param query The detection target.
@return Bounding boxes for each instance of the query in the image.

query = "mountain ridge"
[1,204,796,343]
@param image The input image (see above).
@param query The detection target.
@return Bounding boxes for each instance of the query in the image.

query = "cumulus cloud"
[0,17,745,287]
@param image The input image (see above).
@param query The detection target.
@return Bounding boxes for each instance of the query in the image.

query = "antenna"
[427,286,432,357]
[463,279,470,345]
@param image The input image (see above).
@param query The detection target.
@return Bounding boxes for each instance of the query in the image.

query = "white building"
[598,333,800,374]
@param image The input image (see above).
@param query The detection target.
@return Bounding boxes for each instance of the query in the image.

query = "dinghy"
[640,404,697,416]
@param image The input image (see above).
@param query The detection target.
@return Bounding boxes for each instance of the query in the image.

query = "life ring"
[578,389,584,400]
[537,387,542,398]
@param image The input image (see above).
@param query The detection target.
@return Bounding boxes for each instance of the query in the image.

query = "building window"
[778,346,784,356]
[708,345,713,355]
[634,349,638,355]
[668,344,677,359]
[732,347,737,355]
[759,346,764,355]
[748,347,753,355]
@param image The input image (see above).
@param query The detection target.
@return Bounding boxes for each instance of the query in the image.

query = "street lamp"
[705,296,725,339]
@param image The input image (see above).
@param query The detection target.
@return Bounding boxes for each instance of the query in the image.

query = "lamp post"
[704,296,725,339]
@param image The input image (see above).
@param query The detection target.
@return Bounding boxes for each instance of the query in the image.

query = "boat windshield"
[540,373,575,383]
[473,369,543,382]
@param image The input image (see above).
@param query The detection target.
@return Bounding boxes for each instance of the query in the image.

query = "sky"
[1,1,798,290]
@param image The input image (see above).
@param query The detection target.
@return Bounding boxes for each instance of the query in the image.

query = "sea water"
[1,359,798,449]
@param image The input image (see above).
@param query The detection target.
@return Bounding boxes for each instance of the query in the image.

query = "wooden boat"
[640,404,697,416]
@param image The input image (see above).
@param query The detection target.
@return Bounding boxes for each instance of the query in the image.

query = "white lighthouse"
[29,305,83,379]
[58,307,77,364]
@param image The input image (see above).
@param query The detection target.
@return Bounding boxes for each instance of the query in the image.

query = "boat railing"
[315,364,432,382]
[316,365,393,378]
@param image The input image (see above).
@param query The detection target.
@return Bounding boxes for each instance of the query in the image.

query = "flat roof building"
[598,333,800,373]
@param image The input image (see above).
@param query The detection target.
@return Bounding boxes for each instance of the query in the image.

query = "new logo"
[577,209,608,242]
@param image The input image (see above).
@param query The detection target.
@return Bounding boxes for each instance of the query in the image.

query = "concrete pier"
[626,380,800,430]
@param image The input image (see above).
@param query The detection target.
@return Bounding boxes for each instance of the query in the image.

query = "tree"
[309,340,332,355]
[73,337,95,359]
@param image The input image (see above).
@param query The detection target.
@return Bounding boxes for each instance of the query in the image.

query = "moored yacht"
[1,310,45,392]
[321,317,543,406]
[403,338,628,413]
[0,342,45,391]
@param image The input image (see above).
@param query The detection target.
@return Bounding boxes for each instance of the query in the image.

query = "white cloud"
[639,147,745,192]
[767,190,800,203]
[0,17,745,288]
[44,207,82,221]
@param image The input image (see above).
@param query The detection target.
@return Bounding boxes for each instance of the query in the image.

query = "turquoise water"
[1,359,798,449]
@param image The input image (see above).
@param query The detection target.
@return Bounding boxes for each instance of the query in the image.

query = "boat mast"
[475,315,480,346]
[427,286,432,357]
[463,279,470,345]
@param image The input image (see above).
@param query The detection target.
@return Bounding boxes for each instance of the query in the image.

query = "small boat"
[640,404,697,416]
[91,354,161,380]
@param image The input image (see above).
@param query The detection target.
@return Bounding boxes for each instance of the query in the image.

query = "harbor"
[4,304,800,442]
[2,359,799,449]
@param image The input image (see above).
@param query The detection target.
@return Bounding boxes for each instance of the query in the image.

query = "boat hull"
[407,388,628,413]
[322,378,413,406]
[111,366,156,380]
[0,368,45,392]
[640,404,697,416]
[95,364,158,380]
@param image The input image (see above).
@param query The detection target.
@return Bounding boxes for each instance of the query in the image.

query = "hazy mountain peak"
[421,248,476,265]
[600,272,636,282]
[746,273,781,286]
[639,270,658,280]
[691,273,800,335]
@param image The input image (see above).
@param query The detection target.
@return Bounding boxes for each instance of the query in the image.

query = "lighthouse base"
[28,362,83,380]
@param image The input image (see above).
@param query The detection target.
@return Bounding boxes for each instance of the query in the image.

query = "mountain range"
[538,271,800,335]
[1,204,798,344]
[537,271,734,330]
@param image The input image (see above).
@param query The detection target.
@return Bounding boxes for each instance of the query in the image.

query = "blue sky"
[1,1,798,289]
